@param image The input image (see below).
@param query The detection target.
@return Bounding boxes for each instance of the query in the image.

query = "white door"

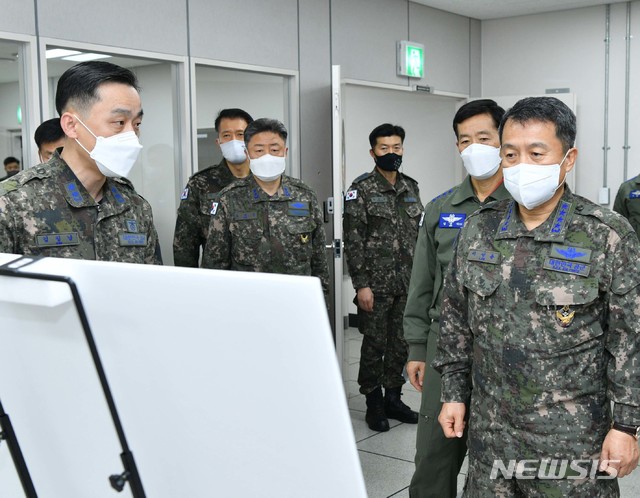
[331,65,345,369]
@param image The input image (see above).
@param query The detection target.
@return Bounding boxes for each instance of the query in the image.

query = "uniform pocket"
[533,280,603,353]
[462,263,502,338]
[229,219,261,268]
[286,218,316,262]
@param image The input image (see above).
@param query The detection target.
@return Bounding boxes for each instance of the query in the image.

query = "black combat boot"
[365,386,390,432]
[385,386,418,424]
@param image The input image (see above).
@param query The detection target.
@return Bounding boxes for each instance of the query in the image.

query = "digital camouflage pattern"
[0,153,161,264]
[402,176,510,497]
[343,168,423,394]
[613,174,640,238]
[201,174,330,301]
[173,159,238,267]
[357,294,409,391]
[343,169,423,295]
[433,188,640,496]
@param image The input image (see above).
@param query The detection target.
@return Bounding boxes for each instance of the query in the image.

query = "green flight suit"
[613,174,640,238]
[403,176,510,497]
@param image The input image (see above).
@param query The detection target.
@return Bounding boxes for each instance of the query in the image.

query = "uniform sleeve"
[403,205,436,362]
[431,224,473,404]
[201,198,231,270]
[173,178,203,267]
[612,185,628,219]
[606,231,640,425]
[0,196,17,254]
[310,195,331,304]
[342,184,369,290]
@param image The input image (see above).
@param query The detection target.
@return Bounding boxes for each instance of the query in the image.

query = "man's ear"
[60,112,79,139]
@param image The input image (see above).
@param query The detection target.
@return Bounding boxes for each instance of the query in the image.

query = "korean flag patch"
[181,187,189,200]
[345,189,358,201]
[210,201,219,215]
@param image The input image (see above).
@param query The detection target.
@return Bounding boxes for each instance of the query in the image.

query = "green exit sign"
[397,41,424,79]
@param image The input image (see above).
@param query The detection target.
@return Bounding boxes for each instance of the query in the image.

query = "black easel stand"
[0,256,146,497]
[0,399,38,498]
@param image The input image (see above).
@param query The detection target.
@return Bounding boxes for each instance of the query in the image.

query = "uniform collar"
[372,168,409,194]
[495,186,575,242]
[450,176,510,206]
[248,174,293,203]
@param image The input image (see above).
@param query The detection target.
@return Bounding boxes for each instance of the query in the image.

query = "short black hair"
[34,118,65,148]
[3,156,19,166]
[55,60,140,116]
[244,118,288,145]
[499,96,576,153]
[453,99,505,139]
[369,123,405,148]
[214,108,254,132]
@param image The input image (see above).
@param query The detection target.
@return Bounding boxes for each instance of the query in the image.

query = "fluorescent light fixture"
[62,53,112,62]
[46,48,81,59]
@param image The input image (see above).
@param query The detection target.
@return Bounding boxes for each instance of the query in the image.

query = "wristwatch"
[612,421,640,440]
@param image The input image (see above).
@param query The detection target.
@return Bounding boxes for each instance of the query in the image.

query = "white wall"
[0,81,21,164]
[341,84,463,315]
[481,3,640,205]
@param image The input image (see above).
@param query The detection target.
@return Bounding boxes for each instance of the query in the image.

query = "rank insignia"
[556,305,575,328]
[300,234,310,244]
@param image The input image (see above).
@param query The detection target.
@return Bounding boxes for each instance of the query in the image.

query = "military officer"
[343,123,423,432]
[404,99,510,498]
[173,108,253,267]
[201,118,329,301]
[613,174,640,238]
[434,97,640,496]
[0,61,161,264]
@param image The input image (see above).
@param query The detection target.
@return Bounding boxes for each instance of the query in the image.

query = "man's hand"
[407,361,425,392]
[599,429,640,478]
[357,287,374,312]
[438,402,466,438]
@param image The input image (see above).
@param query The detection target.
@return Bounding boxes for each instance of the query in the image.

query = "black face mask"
[374,152,403,172]
[5,170,19,178]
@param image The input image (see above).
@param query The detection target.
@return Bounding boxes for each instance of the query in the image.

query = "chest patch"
[543,257,590,277]
[439,213,466,229]
[36,232,80,247]
[119,233,148,247]
[467,249,500,264]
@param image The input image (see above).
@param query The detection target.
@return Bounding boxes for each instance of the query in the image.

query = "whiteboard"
[0,254,366,498]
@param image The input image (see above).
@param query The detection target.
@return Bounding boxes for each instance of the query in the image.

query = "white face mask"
[74,116,143,178]
[460,143,501,180]
[249,154,286,182]
[219,139,247,164]
[503,150,570,210]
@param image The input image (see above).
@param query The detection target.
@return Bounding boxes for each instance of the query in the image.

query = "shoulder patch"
[353,172,373,184]
[629,189,640,199]
[345,189,358,201]
[181,187,189,200]
[0,180,19,197]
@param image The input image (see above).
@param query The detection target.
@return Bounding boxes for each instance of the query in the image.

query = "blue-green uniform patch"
[118,233,148,246]
[467,249,500,264]
[543,257,590,276]
[36,232,80,247]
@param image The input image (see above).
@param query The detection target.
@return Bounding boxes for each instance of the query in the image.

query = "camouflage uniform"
[173,159,237,267]
[0,152,162,264]
[613,174,640,238]
[201,174,330,301]
[343,169,423,394]
[433,188,640,497]
[403,177,510,497]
